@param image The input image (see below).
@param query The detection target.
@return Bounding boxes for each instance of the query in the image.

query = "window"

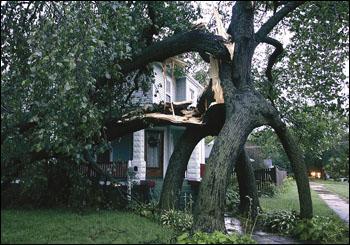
[190,88,195,100]
[145,131,163,168]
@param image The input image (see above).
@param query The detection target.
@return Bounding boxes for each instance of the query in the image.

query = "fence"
[78,161,128,179]
[254,166,287,191]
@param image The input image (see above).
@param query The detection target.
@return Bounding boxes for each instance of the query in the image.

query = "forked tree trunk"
[158,107,261,215]
[193,1,312,232]
[193,107,259,232]
[235,149,260,217]
[158,127,207,210]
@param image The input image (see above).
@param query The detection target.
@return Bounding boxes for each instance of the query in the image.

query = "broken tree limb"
[119,29,231,75]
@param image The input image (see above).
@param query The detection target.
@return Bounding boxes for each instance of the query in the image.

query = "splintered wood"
[113,9,234,132]
[208,8,235,105]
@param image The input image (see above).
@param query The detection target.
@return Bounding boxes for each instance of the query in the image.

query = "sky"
[194,1,349,108]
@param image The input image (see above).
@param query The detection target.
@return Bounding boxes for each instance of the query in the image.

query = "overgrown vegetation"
[292,216,347,244]
[258,210,348,244]
[259,210,299,235]
[128,200,194,233]
[225,175,240,214]
[176,231,256,244]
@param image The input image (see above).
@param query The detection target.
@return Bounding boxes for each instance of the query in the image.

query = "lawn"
[312,179,349,201]
[260,179,346,220]
[1,209,176,244]
[260,179,349,243]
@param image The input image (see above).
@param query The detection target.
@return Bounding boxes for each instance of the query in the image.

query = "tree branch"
[262,37,284,83]
[260,37,283,108]
[119,29,230,74]
[94,29,229,91]
[255,1,304,41]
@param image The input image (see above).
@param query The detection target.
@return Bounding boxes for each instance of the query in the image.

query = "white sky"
[194,1,349,108]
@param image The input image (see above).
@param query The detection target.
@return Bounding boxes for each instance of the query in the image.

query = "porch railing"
[78,161,128,179]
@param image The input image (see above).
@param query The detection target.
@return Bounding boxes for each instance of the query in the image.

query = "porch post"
[131,130,146,181]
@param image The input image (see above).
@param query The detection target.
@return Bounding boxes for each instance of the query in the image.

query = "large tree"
[2,1,348,232]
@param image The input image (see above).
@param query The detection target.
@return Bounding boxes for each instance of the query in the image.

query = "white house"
[99,62,206,183]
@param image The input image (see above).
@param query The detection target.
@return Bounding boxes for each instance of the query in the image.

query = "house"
[96,61,206,189]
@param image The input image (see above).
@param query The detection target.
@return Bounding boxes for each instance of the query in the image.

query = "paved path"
[225,215,301,244]
[310,182,349,224]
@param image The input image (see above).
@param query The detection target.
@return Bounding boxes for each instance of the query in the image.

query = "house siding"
[111,64,205,183]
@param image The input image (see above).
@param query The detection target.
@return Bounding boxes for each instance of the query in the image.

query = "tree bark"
[193,106,260,232]
[193,1,310,232]
[269,117,313,219]
[235,149,260,217]
[158,127,207,210]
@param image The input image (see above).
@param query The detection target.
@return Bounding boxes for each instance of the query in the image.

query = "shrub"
[225,188,240,214]
[177,231,256,244]
[225,174,240,214]
[292,216,346,243]
[128,201,159,220]
[260,210,299,235]
[160,209,193,232]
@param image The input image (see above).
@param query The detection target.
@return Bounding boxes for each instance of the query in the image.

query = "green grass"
[1,209,176,244]
[260,179,345,220]
[312,179,349,200]
[260,179,349,244]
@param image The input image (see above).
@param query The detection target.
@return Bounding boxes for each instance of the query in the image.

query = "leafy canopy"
[1,1,200,165]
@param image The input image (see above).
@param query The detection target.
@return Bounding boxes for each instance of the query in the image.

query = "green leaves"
[292,216,346,243]
[177,231,256,244]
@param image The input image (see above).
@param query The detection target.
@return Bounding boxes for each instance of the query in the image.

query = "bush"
[292,216,346,243]
[259,210,299,235]
[177,231,256,244]
[128,201,159,220]
[225,174,240,214]
[225,188,240,214]
[160,209,193,232]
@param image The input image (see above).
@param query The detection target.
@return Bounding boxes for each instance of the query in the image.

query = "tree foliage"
[250,106,349,173]
[1,1,200,207]
[1,1,349,216]
[1,1,200,163]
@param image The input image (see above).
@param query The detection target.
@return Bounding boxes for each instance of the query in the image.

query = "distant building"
[205,140,273,169]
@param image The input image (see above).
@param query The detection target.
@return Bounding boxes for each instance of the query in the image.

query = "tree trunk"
[270,118,313,219]
[192,107,258,232]
[158,127,207,210]
[235,149,260,217]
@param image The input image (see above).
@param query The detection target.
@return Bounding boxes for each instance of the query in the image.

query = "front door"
[145,130,164,178]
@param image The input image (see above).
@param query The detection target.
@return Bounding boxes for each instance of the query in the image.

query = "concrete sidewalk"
[310,182,349,224]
